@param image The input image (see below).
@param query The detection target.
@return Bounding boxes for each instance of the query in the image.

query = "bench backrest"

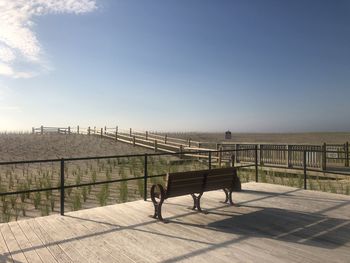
[166,169,208,198]
[205,167,237,191]
[165,167,237,198]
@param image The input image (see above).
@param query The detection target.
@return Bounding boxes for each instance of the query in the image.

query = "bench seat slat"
[205,183,233,191]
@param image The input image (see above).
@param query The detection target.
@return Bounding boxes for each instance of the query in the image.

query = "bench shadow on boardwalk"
[1,182,350,263]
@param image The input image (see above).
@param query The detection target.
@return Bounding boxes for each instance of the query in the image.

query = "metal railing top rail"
[0,147,346,166]
[0,148,242,166]
[220,141,349,147]
[0,163,257,198]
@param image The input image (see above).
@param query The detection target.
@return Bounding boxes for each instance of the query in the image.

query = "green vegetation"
[97,184,109,206]
[72,191,82,211]
[0,137,348,224]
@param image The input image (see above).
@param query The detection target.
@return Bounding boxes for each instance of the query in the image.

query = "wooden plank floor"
[1,182,349,263]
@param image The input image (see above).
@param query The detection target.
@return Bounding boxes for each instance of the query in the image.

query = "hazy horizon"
[1,126,350,134]
[1,0,349,132]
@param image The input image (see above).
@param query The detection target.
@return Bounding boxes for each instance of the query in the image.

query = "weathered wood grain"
[1,182,349,263]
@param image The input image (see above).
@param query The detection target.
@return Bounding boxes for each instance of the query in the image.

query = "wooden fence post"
[68,126,71,135]
[77,125,79,134]
[130,128,132,137]
[115,126,118,141]
[179,145,183,159]
[154,140,158,152]
[88,126,91,135]
[345,141,349,167]
[133,135,136,146]
[94,126,96,134]
[188,138,191,147]
[40,125,43,135]
[146,131,148,140]
[100,128,103,138]
[104,126,106,134]
[164,134,167,144]
[322,143,327,171]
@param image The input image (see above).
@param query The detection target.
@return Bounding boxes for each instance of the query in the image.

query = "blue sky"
[0,0,349,132]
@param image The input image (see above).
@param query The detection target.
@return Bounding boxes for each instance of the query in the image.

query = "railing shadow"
[2,187,350,262]
[162,206,350,262]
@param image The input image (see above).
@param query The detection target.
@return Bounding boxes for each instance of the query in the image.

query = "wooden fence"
[32,126,349,171]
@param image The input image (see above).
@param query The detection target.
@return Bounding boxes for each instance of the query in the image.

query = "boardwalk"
[1,182,350,262]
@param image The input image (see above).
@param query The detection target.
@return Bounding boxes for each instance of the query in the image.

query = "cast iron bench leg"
[223,188,236,206]
[151,184,165,221]
[191,193,204,212]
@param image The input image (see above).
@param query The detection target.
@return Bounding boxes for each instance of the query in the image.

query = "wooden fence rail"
[32,126,349,171]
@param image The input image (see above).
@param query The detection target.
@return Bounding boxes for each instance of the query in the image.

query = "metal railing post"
[208,151,212,170]
[60,159,65,215]
[255,145,258,182]
[231,153,235,167]
[218,146,222,167]
[303,150,307,190]
[144,154,148,201]
[322,143,327,171]
[345,141,349,167]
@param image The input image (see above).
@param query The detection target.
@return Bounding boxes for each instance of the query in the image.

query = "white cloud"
[0,62,36,78]
[0,46,15,62]
[0,0,96,78]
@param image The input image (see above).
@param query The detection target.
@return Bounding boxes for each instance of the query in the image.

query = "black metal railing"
[0,148,349,219]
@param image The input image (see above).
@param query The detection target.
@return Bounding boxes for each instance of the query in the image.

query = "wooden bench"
[150,167,241,221]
